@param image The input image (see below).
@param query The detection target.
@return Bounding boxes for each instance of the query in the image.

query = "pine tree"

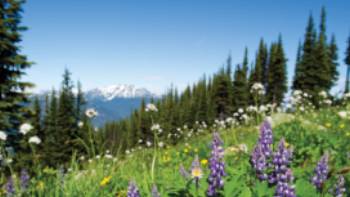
[232,49,249,112]
[212,68,233,119]
[292,14,317,95]
[32,96,42,139]
[266,36,288,105]
[0,0,32,145]
[328,35,338,89]
[56,69,80,165]
[345,35,350,93]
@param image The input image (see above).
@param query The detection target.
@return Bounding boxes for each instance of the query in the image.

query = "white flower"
[259,105,267,112]
[78,121,84,128]
[105,154,113,159]
[151,124,161,131]
[238,108,244,113]
[79,156,85,161]
[20,123,33,135]
[145,103,158,112]
[95,155,101,159]
[85,108,98,118]
[158,141,164,148]
[28,136,41,144]
[238,144,248,153]
[293,90,302,96]
[146,141,152,147]
[323,99,332,105]
[138,139,143,143]
[125,150,130,154]
[0,131,7,141]
[319,91,327,98]
[338,111,347,119]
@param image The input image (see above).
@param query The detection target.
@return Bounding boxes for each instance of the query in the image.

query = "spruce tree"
[212,68,233,119]
[345,35,350,93]
[232,49,249,112]
[266,36,288,106]
[328,35,338,89]
[0,0,32,145]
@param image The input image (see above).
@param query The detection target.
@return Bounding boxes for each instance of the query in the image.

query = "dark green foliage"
[266,36,288,105]
[345,35,350,93]
[0,0,32,148]
[293,8,339,105]
[212,69,234,119]
[232,49,249,111]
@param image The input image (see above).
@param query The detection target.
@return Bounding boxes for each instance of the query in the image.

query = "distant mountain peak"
[86,84,156,100]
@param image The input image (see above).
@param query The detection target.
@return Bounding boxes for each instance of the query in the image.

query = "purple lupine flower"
[179,164,190,179]
[311,153,329,191]
[269,138,293,184]
[333,175,346,197]
[250,144,268,180]
[191,155,203,189]
[274,169,296,197]
[258,121,273,157]
[4,176,15,196]
[151,184,160,197]
[207,132,225,196]
[127,181,140,197]
[20,169,30,190]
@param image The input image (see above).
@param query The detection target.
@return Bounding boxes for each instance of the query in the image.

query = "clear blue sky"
[21,0,350,94]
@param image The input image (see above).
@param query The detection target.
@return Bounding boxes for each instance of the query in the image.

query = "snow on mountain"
[86,84,156,100]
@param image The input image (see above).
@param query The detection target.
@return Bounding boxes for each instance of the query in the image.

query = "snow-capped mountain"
[35,85,158,126]
[86,84,156,101]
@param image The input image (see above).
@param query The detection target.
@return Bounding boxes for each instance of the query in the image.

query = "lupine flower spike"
[127,181,140,197]
[259,120,273,157]
[20,169,30,191]
[333,175,346,197]
[250,144,268,180]
[207,132,225,196]
[311,153,329,191]
[151,184,160,197]
[4,177,15,197]
[269,138,293,184]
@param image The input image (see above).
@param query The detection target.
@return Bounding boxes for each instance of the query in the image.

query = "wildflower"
[158,141,164,148]
[258,121,273,157]
[78,121,84,128]
[85,108,98,118]
[319,91,327,98]
[332,175,346,197]
[339,124,345,129]
[269,138,293,184]
[184,148,189,153]
[238,144,248,153]
[145,103,158,112]
[0,131,7,141]
[28,136,41,144]
[338,111,347,119]
[312,153,329,191]
[105,154,113,159]
[207,132,225,196]
[151,124,161,131]
[151,185,160,197]
[127,181,140,197]
[100,176,112,187]
[146,141,152,147]
[179,164,190,179]
[201,159,208,166]
[191,155,203,189]
[20,169,30,191]
[250,144,268,180]
[19,123,32,135]
[274,169,296,197]
[4,177,15,196]
[36,181,44,191]
[325,123,332,128]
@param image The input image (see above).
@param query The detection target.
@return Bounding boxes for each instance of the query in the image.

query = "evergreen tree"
[32,96,42,139]
[328,35,338,89]
[212,68,233,119]
[266,36,288,105]
[0,0,32,146]
[292,14,317,95]
[232,49,249,112]
[345,35,350,93]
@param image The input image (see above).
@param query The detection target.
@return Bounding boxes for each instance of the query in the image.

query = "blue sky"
[21,0,350,94]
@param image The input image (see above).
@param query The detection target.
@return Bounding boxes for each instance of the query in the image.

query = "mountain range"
[36,84,158,126]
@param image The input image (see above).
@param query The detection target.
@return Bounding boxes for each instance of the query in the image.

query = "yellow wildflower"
[284,141,290,148]
[346,132,350,137]
[325,123,331,128]
[163,155,171,162]
[339,124,345,129]
[100,176,112,187]
[36,181,44,190]
[201,159,208,166]
[184,148,189,153]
